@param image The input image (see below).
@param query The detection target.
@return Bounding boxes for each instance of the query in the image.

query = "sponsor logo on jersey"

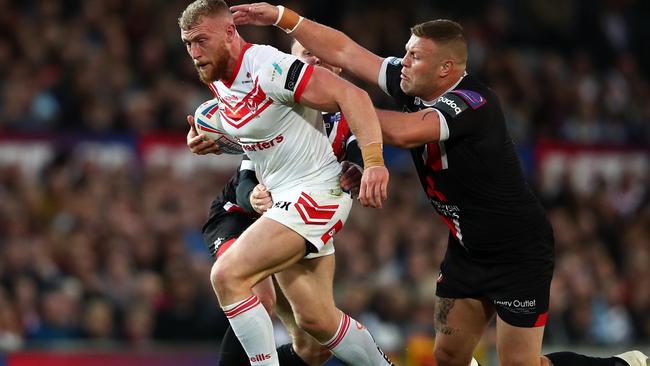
[273,201,291,211]
[389,57,402,66]
[437,96,463,115]
[272,62,283,75]
[250,353,272,363]
[433,93,470,118]
[222,95,239,103]
[285,59,305,91]
[240,135,284,152]
[493,299,537,314]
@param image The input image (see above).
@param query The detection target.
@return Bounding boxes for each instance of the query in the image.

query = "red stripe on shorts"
[216,238,237,259]
[534,311,548,327]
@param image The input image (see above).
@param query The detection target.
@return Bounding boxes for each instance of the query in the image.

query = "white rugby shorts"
[264,187,352,258]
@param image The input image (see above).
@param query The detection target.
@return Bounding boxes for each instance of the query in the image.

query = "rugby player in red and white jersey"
[179,1,393,365]
[187,39,362,366]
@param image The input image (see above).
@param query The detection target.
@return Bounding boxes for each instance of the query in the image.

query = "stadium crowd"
[0,0,648,361]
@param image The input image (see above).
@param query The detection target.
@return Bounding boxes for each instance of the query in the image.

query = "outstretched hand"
[186,115,222,155]
[230,3,279,26]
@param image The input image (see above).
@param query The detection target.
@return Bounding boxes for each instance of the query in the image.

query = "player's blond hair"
[178,0,230,30]
[411,19,467,65]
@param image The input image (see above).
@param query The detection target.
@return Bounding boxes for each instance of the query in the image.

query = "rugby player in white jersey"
[187,39,363,366]
[179,1,393,365]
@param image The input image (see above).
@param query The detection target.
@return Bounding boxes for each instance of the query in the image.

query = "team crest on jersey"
[210,77,273,129]
[246,98,258,113]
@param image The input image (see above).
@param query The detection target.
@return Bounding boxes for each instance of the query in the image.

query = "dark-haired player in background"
[231,3,648,366]
[186,39,363,366]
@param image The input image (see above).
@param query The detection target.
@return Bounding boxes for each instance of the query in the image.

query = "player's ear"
[225,23,237,42]
[440,60,453,77]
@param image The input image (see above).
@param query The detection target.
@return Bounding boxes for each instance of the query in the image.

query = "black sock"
[277,343,310,366]
[217,326,249,366]
[545,352,627,366]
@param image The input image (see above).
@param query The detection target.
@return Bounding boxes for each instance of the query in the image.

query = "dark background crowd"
[0,0,649,363]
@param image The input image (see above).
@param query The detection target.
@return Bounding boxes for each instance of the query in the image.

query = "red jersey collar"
[221,42,253,89]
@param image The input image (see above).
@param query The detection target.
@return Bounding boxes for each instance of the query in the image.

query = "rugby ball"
[193,99,244,155]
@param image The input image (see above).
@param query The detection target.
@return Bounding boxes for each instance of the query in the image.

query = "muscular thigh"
[434,296,494,353]
[220,216,307,286]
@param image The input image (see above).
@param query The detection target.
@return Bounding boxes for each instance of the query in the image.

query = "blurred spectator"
[0,0,648,141]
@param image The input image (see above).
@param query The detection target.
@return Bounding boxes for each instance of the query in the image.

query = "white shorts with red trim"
[263,187,352,259]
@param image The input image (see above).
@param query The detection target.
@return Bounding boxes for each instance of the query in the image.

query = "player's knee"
[293,336,330,364]
[434,346,472,366]
[210,257,245,296]
[293,309,334,337]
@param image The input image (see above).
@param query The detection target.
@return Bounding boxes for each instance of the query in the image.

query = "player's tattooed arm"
[375,108,442,148]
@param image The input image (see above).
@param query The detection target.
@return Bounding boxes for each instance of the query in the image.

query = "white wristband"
[274,5,285,26]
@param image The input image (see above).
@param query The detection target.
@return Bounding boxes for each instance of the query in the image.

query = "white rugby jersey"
[208,44,341,192]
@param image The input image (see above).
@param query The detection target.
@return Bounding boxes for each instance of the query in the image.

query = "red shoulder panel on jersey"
[293,64,315,103]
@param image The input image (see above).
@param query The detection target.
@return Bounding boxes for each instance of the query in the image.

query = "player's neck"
[420,71,465,102]
[224,37,248,80]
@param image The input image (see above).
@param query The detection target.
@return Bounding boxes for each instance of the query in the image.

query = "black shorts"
[436,236,554,328]
[202,211,257,259]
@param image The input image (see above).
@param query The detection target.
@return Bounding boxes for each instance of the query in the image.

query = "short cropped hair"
[178,0,230,30]
[411,19,467,63]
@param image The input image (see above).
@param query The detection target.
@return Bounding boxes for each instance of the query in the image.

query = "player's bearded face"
[194,40,229,83]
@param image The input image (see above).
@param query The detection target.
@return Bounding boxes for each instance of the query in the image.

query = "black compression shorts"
[202,212,256,259]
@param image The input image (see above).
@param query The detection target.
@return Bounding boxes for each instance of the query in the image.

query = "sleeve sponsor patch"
[449,89,486,110]
[433,92,470,118]
[284,59,305,91]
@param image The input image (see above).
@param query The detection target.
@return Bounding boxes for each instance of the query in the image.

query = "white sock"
[223,295,278,366]
[322,313,394,365]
